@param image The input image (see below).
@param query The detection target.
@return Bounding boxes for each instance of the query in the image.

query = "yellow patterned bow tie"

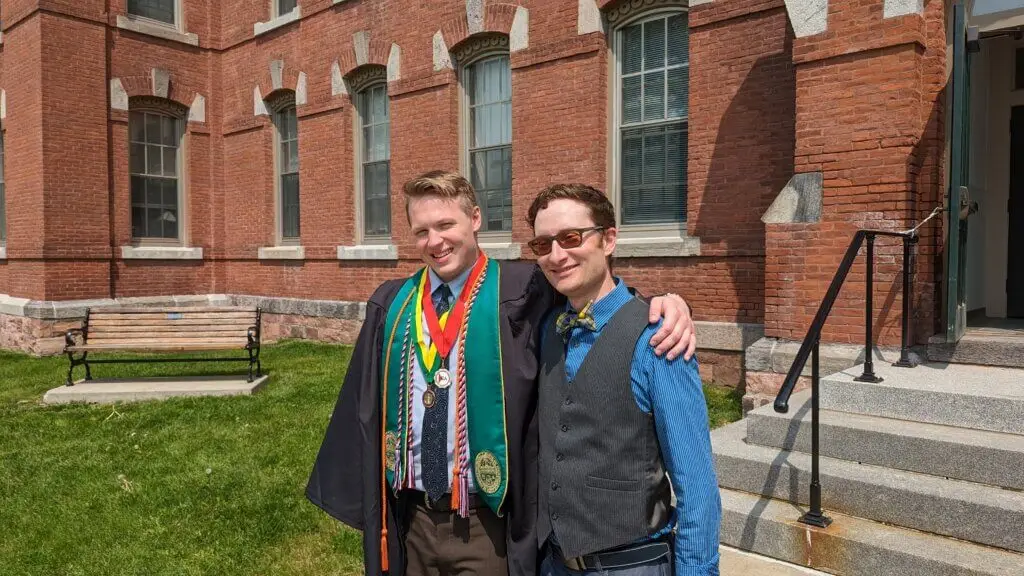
[555,301,596,342]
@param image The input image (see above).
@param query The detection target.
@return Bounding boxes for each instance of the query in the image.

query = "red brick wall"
[763,0,946,346]
[0,0,951,348]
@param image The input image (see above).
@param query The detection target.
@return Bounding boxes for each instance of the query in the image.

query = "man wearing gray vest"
[527,184,721,575]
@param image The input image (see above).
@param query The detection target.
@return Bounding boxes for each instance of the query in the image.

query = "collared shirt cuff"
[675,559,720,576]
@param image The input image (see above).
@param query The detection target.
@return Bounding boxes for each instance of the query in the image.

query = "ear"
[470,205,482,233]
[602,227,618,256]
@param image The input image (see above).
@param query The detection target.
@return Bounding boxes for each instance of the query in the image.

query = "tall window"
[616,11,689,226]
[130,111,181,240]
[0,130,5,245]
[359,83,391,239]
[465,54,512,233]
[127,0,176,25]
[276,0,297,17]
[274,103,300,242]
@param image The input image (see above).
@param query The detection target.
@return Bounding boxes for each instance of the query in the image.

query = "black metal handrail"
[772,207,942,528]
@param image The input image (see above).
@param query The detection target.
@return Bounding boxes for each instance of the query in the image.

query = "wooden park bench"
[62,307,262,386]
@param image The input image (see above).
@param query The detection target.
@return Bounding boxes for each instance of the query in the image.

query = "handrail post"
[856,233,883,383]
[799,339,832,528]
[894,235,918,368]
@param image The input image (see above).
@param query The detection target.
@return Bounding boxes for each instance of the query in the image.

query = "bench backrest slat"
[84,307,258,345]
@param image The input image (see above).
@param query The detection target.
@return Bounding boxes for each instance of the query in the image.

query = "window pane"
[288,141,299,173]
[364,161,391,237]
[162,147,177,177]
[278,0,297,16]
[130,144,146,174]
[622,23,643,74]
[162,178,178,208]
[132,207,146,238]
[161,208,178,239]
[373,125,388,161]
[147,208,163,238]
[161,116,177,146]
[643,71,665,122]
[131,176,146,207]
[146,178,163,205]
[281,173,300,238]
[145,114,161,144]
[127,0,175,25]
[129,113,146,142]
[667,65,688,119]
[622,131,642,187]
[372,86,387,122]
[622,75,642,125]
[620,123,686,225]
[644,18,666,70]
[147,144,163,175]
[0,184,6,243]
[668,14,688,66]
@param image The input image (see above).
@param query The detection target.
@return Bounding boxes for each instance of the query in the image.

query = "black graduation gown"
[305,260,554,576]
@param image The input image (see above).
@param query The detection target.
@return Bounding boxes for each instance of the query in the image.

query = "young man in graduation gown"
[305,170,697,576]
[528,184,720,576]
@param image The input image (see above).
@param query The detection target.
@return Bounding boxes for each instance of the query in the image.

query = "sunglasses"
[527,226,606,256]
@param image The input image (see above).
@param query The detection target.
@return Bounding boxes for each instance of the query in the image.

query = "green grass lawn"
[0,340,742,576]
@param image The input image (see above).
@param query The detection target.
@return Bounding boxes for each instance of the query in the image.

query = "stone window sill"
[121,246,204,260]
[337,244,398,260]
[258,246,305,260]
[480,242,522,260]
[613,235,701,258]
[116,15,199,46]
[254,6,302,37]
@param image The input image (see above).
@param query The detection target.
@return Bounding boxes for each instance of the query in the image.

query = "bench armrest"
[65,328,85,349]
[247,326,260,347]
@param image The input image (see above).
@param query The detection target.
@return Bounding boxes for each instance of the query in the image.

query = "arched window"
[269,92,300,243]
[356,80,391,240]
[612,6,689,227]
[129,101,184,240]
[458,35,512,234]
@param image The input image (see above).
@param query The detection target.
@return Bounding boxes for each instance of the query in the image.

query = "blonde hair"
[403,170,479,217]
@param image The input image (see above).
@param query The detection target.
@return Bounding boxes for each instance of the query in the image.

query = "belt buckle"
[563,556,586,571]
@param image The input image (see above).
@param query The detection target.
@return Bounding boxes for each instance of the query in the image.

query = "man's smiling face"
[407,195,482,282]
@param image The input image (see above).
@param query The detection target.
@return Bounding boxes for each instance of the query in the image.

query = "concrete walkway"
[721,545,831,575]
[42,375,269,404]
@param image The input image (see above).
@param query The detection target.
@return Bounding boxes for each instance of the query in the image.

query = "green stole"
[381,258,508,515]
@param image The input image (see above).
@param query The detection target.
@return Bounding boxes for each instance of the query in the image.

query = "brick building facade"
[2,0,1013,408]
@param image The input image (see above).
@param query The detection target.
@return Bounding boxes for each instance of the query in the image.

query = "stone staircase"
[713,359,1024,575]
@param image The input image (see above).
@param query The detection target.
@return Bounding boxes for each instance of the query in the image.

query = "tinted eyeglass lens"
[557,230,584,249]
[528,238,553,256]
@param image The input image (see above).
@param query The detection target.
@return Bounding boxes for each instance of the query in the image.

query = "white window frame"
[353,79,392,244]
[128,104,188,246]
[270,94,300,246]
[609,6,690,240]
[459,45,513,240]
[125,0,182,31]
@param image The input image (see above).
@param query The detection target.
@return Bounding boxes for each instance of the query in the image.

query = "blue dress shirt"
[546,278,721,575]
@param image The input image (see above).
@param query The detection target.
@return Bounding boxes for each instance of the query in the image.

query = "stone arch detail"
[111,69,205,123]
[254,59,307,116]
[332,32,402,96]
[434,3,528,70]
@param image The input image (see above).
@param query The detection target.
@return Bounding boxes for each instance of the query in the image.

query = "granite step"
[746,390,1024,490]
[818,361,1024,434]
[720,487,1024,576]
[711,421,1024,553]
[927,326,1024,369]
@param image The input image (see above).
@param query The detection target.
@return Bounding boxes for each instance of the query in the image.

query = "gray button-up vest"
[537,297,672,559]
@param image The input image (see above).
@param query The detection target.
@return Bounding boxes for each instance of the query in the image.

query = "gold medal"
[434,368,452,389]
[423,388,436,408]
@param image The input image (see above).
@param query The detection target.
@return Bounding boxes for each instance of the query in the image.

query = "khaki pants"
[401,498,509,576]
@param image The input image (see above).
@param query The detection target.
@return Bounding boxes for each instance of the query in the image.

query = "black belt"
[554,537,672,572]
[404,489,487,511]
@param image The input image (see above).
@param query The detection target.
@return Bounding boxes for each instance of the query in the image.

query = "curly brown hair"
[526,183,617,230]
